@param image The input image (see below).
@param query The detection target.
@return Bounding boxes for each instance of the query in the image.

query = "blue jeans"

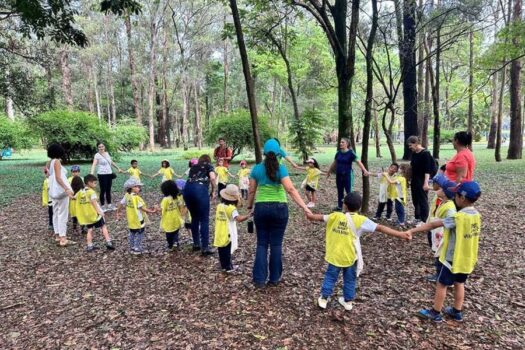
[253,202,289,284]
[129,228,145,251]
[321,263,357,302]
[336,172,353,208]
[183,182,211,251]
[375,199,406,224]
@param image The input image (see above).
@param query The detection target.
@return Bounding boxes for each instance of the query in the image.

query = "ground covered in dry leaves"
[1,170,524,349]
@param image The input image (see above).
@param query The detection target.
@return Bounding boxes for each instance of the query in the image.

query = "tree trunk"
[401,0,419,159]
[430,27,441,159]
[487,72,498,148]
[467,29,474,147]
[5,96,14,120]
[496,68,506,162]
[373,105,381,158]
[508,0,523,159]
[181,80,190,150]
[103,16,117,126]
[223,15,229,114]
[382,105,397,162]
[360,0,378,214]
[60,49,73,110]
[229,0,262,162]
[416,0,425,138]
[125,15,143,129]
[194,82,202,149]
[147,16,159,151]
[161,28,170,148]
[92,65,102,122]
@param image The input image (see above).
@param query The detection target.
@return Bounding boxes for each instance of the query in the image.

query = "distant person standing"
[407,136,435,224]
[213,138,233,168]
[445,131,476,183]
[90,142,122,211]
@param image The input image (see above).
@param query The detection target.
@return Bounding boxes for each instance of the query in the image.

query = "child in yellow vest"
[307,192,411,311]
[117,178,157,254]
[407,181,481,322]
[42,167,53,230]
[75,174,115,252]
[374,163,399,221]
[237,160,251,200]
[175,179,192,238]
[215,158,236,195]
[68,165,84,233]
[121,159,143,180]
[160,180,187,251]
[297,158,324,208]
[151,159,180,182]
[213,184,250,272]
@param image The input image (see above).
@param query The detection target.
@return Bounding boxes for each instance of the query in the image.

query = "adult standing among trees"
[407,136,434,224]
[213,138,233,167]
[326,138,370,211]
[90,142,122,211]
[247,139,312,288]
[47,143,76,247]
[445,131,476,183]
[184,154,217,255]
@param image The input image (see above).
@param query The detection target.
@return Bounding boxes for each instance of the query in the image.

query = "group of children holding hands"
[42,156,482,324]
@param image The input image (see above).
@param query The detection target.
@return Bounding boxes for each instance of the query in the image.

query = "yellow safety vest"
[75,188,100,225]
[42,178,49,206]
[325,212,367,267]
[387,174,407,205]
[213,204,236,247]
[124,193,146,229]
[160,195,183,232]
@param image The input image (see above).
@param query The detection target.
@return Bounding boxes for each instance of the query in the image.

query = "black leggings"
[411,182,429,222]
[97,174,113,205]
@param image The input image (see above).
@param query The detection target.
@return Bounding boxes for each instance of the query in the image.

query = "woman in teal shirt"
[247,139,312,288]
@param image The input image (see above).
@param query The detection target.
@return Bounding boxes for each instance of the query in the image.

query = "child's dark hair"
[84,174,97,185]
[309,158,320,169]
[161,160,170,168]
[343,192,362,212]
[161,180,180,197]
[220,197,239,206]
[71,177,84,194]
[131,159,138,165]
[390,162,399,171]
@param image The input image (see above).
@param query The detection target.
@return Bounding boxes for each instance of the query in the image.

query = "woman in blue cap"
[246,139,312,288]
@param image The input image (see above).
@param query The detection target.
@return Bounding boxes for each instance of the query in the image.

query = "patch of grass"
[1,143,523,206]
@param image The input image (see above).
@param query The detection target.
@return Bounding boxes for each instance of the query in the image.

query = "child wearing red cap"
[407,181,482,322]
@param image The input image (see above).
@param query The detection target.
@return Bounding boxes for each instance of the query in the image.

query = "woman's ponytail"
[264,152,279,182]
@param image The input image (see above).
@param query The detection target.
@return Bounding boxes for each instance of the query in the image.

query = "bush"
[0,115,35,156]
[429,129,455,144]
[112,120,148,152]
[205,110,275,160]
[30,110,113,161]
[288,109,324,161]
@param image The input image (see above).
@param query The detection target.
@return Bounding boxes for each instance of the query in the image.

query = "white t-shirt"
[95,152,113,175]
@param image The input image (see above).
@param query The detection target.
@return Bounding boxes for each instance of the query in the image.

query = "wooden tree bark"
[401,0,419,159]
[496,68,506,162]
[161,26,170,148]
[124,15,143,128]
[508,0,523,159]
[60,49,73,110]
[430,27,441,159]
[488,72,498,148]
[467,29,474,146]
[193,82,202,149]
[223,15,229,114]
[361,0,378,213]
[103,16,117,125]
[147,12,159,151]
[229,0,262,162]
[181,81,190,150]
[416,0,424,139]
[373,105,381,158]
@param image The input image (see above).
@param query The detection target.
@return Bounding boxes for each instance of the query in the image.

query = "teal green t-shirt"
[250,163,289,203]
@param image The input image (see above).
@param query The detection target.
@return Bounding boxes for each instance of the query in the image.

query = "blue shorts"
[437,261,469,286]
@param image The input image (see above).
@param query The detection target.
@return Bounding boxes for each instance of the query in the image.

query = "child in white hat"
[213,184,250,272]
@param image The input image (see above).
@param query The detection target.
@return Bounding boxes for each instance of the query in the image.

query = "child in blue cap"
[407,181,482,322]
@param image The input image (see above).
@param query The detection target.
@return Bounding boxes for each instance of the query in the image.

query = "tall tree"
[508,0,523,159]
[467,28,474,145]
[229,0,262,162]
[59,48,73,110]
[291,0,361,149]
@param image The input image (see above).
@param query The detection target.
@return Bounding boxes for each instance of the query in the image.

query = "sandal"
[59,239,77,247]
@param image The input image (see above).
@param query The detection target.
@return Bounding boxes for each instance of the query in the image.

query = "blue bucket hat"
[175,179,186,191]
[433,174,455,199]
[263,139,281,155]
[453,181,481,201]
[71,165,80,172]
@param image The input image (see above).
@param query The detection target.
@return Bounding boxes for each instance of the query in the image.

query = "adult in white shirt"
[47,143,76,246]
[90,142,122,211]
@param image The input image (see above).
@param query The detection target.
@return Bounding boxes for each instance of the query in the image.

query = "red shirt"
[213,146,233,168]
[445,148,476,182]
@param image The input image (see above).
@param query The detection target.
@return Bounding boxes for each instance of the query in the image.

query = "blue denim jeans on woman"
[183,182,211,251]
[335,172,354,209]
[253,202,289,285]
[321,262,357,302]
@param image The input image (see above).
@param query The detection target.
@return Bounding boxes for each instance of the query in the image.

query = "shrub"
[112,120,148,152]
[0,115,35,156]
[288,109,324,161]
[205,110,275,160]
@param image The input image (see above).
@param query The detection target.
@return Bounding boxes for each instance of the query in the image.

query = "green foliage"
[205,110,275,159]
[30,110,113,161]
[111,120,147,153]
[0,115,34,153]
[100,0,142,16]
[288,109,324,159]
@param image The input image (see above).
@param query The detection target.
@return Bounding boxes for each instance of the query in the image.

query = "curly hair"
[264,152,280,183]
[160,180,180,198]
[47,143,65,159]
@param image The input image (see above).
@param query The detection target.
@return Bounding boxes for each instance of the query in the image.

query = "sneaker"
[105,241,115,250]
[86,245,99,252]
[192,245,201,252]
[48,225,54,231]
[416,308,443,322]
[415,221,424,227]
[101,204,108,212]
[225,265,240,273]
[81,227,87,235]
[338,297,353,311]
[426,274,438,282]
[131,248,142,255]
[107,204,116,211]
[318,296,329,309]
[201,249,215,256]
[267,280,280,287]
[372,217,380,221]
[306,202,315,208]
[386,217,393,222]
[398,222,406,228]
[443,306,463,322]
[59,239,77,247]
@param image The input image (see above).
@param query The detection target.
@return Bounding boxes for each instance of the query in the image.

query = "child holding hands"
[407,181,482,322]
[297,158,324,208]
[307,192,411,311]
[160,180,187,251]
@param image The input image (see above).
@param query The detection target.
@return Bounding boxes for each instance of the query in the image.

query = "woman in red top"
[445,131,476,183]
